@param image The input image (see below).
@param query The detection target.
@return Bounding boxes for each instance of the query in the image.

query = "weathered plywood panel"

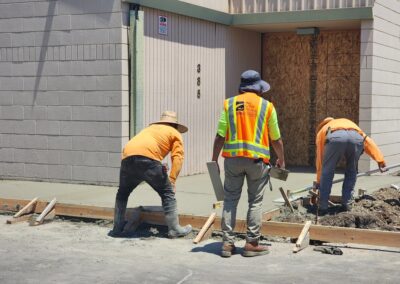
[263,33,310,166]
[317,30,360,125]
[263,30,360,167]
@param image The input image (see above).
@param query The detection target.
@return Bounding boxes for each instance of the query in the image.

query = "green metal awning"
[122,0,373,29]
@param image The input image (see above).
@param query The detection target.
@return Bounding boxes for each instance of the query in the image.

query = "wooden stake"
[293,221,311,253]
[30,198,57,226]
[13,197,38,218]
[193,212,216,244]
[6,197,39,224]
[6,214,34,224]
[279,187,295,213]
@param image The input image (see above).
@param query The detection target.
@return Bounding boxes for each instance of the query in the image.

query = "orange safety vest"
[222,92,274,161]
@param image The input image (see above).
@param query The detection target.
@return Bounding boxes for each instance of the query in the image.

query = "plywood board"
[263,30,361,167]
[263,33,310,166]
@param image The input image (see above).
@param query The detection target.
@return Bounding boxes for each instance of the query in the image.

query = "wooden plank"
[13,197,38,218]
[30,198,57,226]
[293,221,312,253]
[1,198,399,248]
[193,212,217,244]
[35,198,57,224]
[279,187,295,213]
[6,214,34,224]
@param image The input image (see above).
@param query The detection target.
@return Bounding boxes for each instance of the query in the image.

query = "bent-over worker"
[109,111,192,238]
[212,70,285,258]
[315,117,386,215]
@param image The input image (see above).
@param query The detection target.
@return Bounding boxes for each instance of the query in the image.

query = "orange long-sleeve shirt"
[315,118,385,183]
[122,124,184,184]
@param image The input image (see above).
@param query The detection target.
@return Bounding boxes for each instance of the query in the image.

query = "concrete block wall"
[0,0,129,185]
[359,0,400,171]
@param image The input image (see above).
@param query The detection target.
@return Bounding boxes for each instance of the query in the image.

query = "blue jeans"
[319,129,364,210]
[221,157,269,243]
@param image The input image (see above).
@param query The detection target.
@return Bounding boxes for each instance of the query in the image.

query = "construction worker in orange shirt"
[109,111,192,238]
[315,117,387,215]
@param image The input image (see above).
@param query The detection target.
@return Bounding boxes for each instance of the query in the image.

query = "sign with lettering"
[158,16,168,35]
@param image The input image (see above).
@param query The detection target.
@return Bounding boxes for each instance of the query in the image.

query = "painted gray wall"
[0,0,129,185]
[359,0,400,171]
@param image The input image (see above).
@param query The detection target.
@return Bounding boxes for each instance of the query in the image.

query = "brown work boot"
[242,241,270,257]
[221,243,236,258]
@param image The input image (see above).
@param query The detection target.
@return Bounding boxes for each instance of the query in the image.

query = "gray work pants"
[319,129,364,210]
[221,157,269,244]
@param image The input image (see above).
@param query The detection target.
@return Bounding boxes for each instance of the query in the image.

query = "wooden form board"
[262,30,360,167]
[1,198,399,248]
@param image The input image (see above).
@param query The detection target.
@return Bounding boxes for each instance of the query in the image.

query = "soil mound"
[274,187,400,231]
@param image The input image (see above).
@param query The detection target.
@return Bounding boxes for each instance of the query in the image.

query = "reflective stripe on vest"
[222,94,272,160]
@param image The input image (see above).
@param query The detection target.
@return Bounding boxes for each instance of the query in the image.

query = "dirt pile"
[274,187,400,231]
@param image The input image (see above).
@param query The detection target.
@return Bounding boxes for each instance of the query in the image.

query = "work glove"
[378,161,387,173]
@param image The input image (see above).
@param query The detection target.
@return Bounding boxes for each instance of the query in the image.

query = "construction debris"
[314,246,343,255]
[6,197,38,224]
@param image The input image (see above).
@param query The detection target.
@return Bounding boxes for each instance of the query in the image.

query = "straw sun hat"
[151,111,188,133]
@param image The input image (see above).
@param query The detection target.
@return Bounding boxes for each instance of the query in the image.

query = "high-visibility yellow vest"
[222,92,273,161]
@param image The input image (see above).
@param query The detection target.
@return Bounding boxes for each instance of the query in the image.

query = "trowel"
[269,166,290,181]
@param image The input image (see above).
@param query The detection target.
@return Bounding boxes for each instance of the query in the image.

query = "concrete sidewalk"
[1,168,399,219]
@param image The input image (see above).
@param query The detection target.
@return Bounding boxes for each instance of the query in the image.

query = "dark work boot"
[163,200,192,238]
[340,203,352,212]
[221,242,236,258]
[242,241,270,257]
[108,199,127,238]
[318,208,329,216]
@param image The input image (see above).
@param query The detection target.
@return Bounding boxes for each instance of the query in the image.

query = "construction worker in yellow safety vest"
[212,70,285,258]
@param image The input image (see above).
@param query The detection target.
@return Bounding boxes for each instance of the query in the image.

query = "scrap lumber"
[1,198,400,248]
[193,212,217,244]
[279,187,294,213]
[13,197,38,218]
[293,221,311,253]
[6,197,38,224]
[30,198,57,226]
[6,214,34,224]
